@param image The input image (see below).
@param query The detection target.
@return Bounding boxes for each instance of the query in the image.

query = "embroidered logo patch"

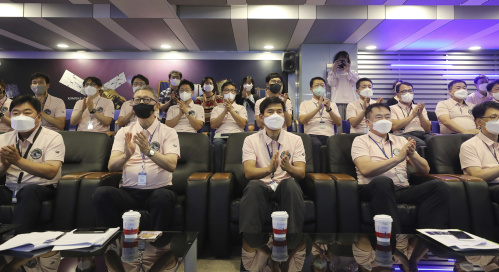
[1,107,7,113]
[393,148,401,156]
[150,141,160,151]
[280,151,291,159]
[30,148,42,159]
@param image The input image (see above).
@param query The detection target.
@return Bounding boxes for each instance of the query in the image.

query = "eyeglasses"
[269,80,282,85]
[132,82,146,87]
[133,97,156,104]
[399,89,413,94]
[84,83,97,87]
[482,115,499,121]
[313,84,326,88]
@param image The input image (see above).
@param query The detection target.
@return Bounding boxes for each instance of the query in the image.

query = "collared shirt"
[435,98,476,134]
[346,98,376,134]
[466,90,493,105]
[254,97,292,128]
[113,119,180,189]
[242,128,306,185]
[72,95,115,133]
[0,126,65,191]
[299,98,340,136]
[165,101,205,133]
[158,87,177,119]
[40,94,66,131]
[0,96,12,132]
[194,94,223,123]
[327,69,360,104]
[390,102,428,134]
[118,100,159,127]
[210,102,248,134]
[460,132,499,184]
[351,131,409,186]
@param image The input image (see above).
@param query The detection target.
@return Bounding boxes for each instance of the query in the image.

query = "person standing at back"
[327,51,360,120]
[30,72,66,131]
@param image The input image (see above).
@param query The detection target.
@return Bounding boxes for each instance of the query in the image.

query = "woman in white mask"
[70,76,114,133]
[487,80,499,103]
[194,76,223,132]
[386,80,404,106]
[466,74,492,105]
[0,78,12,132]
[235,76,259,131]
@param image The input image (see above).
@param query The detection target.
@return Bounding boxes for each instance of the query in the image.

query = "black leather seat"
[208,132,336,257]
[425,134,497,241]
[326,134,468,234]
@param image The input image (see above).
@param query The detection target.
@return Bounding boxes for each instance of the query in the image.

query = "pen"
[43,233,66,244]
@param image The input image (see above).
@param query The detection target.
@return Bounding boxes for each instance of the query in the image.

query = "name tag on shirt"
[88,120,94,130]
[395,168,407,184]
[320,121,326,129]
[138,172,147,186]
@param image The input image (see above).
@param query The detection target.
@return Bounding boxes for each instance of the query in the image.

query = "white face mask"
[401,93,414,103]
[203,84,214,92]
[360,88,373,98]
[170,78,180,87]
[485,120,499,135]
[31,85,46,95]
[454,89,468,100]
[11,114,36,132]
[224,93,235,101]
[372,119,392,134]
[179,92,192,102]
[84,86,97,97]
[264,113,285,130]
[479,83,488,92]
[312,86,326,97]
[492,92,499,101]
[243,84,253,91]
[132,86,140,93]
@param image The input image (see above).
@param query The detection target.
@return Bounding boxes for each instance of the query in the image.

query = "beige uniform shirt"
[40,94,66,131]
[435,98,475,134]
[210,102,248,134]
[346,98,376,134]
[299,98,340,136]
[165,101,205,133]
[72,96,115,133]
[390,102,428,134]
[460,132,499,184]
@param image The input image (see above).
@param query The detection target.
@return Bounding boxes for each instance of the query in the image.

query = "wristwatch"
[89,109,96,114]
[186,110,195,117]
[0,112,3,118]
[146,149,155,157]
[326,108,332,112]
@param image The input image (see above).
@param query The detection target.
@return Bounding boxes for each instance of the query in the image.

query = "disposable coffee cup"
[271,238,288,262]
[271,211,289,239]
[373,214,393,242]
[121,240,140,263]
[122,210,141,239]
[375,241,393,267]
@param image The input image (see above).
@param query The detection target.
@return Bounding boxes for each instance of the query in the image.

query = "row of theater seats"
[1,131,496,257]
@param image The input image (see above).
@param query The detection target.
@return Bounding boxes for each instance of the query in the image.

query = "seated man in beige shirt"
[165,80,204,133]
[435,80,478,134]
[346,78,382,134]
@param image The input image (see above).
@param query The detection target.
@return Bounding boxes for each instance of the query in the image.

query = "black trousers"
[0,184,55,233]
[239,178,305,234]
[92,186,177,231]
[400,131,432,149]
[213,138,227,173]
[359,176,450,234]
[309,134,329,173]
[490,184,499,202]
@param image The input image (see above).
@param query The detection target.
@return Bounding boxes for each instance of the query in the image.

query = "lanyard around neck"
[369,135,392,159]
[266,141,281,180]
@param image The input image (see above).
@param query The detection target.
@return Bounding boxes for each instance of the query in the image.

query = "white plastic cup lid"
[122,210,141,219]
[271,211,289,219]
[373,214,393,222]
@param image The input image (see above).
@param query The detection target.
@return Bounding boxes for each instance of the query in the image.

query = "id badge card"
[395,168,407,184]
[138,172,147,186]
[320,121,326,129]
[88,120,94,130]
[11,190,17,204]
[269,180,277,191]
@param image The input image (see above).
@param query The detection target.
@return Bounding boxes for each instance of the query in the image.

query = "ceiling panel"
[325,0,386,4]
[305,19,366,44]
[113,19,186,50]
[168,0,227,5]
[88,0,111,3]
[483,0,499,5]
[247,0,306,4]
[403,0,466,4]
[10,0,69,2]
[181,19,236,51]
[404,20,499,50]
[0,18,86,50]
[248,19,298,51]
[358,19,435,50]
[453,29,499,50]
[46,18,137,51]
[0,35,40,51]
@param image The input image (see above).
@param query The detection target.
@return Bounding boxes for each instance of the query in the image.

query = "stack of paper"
[0,231,65,252]
[417,229,499,251]
[51,227,119,250]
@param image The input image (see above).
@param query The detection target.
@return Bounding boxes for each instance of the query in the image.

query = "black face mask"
[133,103,155,119]
[269,83,281,94]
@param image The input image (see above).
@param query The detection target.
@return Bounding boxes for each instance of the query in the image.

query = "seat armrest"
[208,172,234,258]
[53,179,81,230]
[447,174,483,182]
[304,173,337,232]
[410,173,460,185]
[328,173,356,181]
[335,179,361,233]
[185,172,212,252]
[61,172,93,180]
[82,172,122,187]
[188,172,213,181]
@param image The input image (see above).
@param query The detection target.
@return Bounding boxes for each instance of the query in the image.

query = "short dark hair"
[309,77,326,88]
[365,103,390,119]
[474,75,488,85]
[240,76,255,94]
[201,76,219,95]
[259,96,285,115]
[168,70,182,80]
[356,78,373,90]
[472,101,499,120]
[487,80,499,92]
[221,81,237,92]
[131,74,149,85]
[10,95,42,114]
[178,79,194,91]
[448,80,466,90]
[30,72,50,84]
[392,80,403,90]
[333,51,351,63]
[83,76,103,87]
[265,72,282,84]
[396,81,414,93]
